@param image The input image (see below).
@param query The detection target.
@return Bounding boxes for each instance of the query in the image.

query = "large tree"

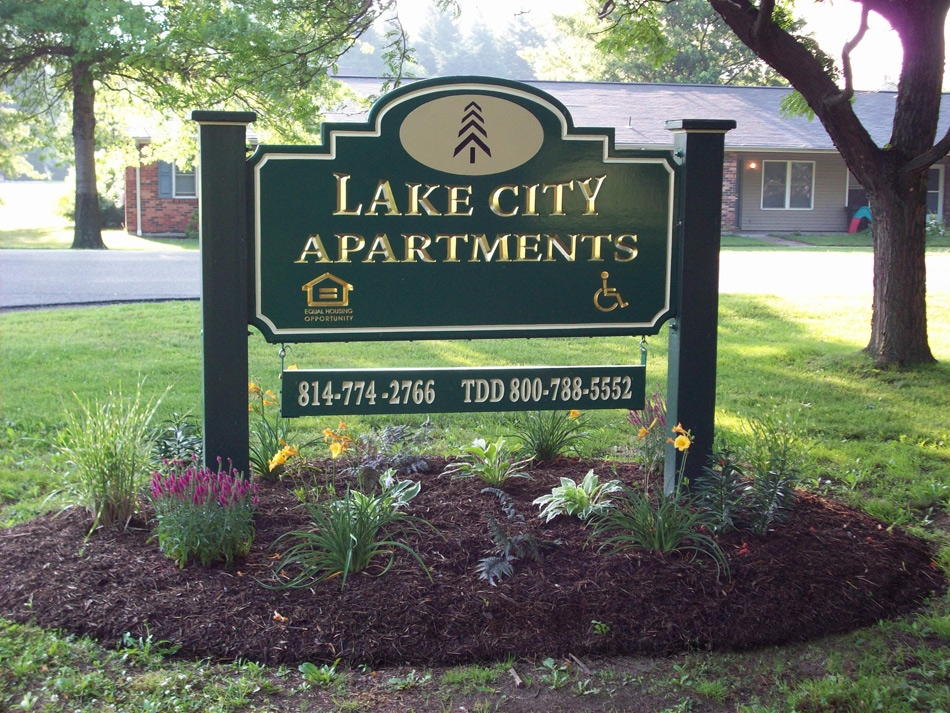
[601,0,948,365]
[0,0,408,249]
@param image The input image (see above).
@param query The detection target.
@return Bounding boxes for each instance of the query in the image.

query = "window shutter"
[158,161,173,198]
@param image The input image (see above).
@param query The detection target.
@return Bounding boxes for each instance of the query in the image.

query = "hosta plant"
[443,437,532,487]
[533,469,623,523]
[148,459,258,568]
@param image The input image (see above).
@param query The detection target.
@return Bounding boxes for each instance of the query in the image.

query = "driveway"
[2,248,948,309]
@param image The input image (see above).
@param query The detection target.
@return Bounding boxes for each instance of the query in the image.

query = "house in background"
[124,133,198,236]
[125,80,949,236]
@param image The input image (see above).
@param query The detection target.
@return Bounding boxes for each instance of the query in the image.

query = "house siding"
[738,153,849,232]
[124,162,197,236]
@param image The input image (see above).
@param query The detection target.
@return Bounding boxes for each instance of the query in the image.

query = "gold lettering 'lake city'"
[293,172,640,264]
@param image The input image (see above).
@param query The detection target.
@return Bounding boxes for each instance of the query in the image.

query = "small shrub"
[345,421,432,487]
[476,487,552,585]
[57,385,164,534]
[443,437,531,487]
[276,477,430,589]
[533,469,623,523]
[184,208,199,240]
[511,409,588,461]
[148,459,258,567]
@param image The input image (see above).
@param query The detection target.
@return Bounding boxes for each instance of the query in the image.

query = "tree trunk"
[70,61,104,250]
[866,174,935,365]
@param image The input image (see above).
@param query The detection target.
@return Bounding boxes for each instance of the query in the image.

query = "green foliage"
[628,389,668,478]
[692,441,746,535]
[588,0,792,86]
[533,469,623,523]
[511,410,588,461]
[147,460,258,568]
[595,483,730,580]
[475,487,544,586]
[743,415,804,534]
[275,479,430,590]
[56,384,164,534]
[298,659,344,689]
[443,437,532,487]
[149,412,202,464]
[248,381,296,478]
[538,658,570,690]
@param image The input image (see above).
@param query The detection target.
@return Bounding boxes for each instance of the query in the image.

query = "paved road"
[2,248,949,309]
[0,250,199,309]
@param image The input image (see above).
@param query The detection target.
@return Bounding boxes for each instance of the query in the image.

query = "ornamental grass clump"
[511,410,588,462]
[57,385,164,535]
[148,459,259,568]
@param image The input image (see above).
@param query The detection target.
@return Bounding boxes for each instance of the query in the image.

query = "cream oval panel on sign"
[399,94,545,176]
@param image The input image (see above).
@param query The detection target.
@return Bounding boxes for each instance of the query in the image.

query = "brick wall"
[124,162,197,235]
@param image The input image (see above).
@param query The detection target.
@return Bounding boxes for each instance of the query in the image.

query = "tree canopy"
[599,0,950,365]
[0,0,412,247]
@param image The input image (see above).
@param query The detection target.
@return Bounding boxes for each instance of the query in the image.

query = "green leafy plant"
[386,669,432,690]
[533,469,623,523]
[298,660,344,689]
[150,412,203,464]
[248,381,298,479]
[275,477,431,589]
[57,385,164,534]
[511,409,588,461]
[148,459,258,567]
[743,415,804,534]
[628,389,667,478]
[538,658,570,690]
[443,437,532,487]
[594,482,730,580]
[692,440,747,535]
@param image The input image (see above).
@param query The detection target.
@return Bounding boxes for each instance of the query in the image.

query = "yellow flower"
[323,427,335,441]
[287,364,298,370]
[248,403,254,413]
[672,422,688,436]
[338,420,347,431]
[329,441,343,459]
[637,426,650,441]
[266,390,277,400]
[284,444,299,458]
[569,409,581,420]
[671,434,691,452]
[268,451,288,471]
[248,382,262,395]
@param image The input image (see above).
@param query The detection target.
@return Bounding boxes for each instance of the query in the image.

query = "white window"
[762,160,814,210]
[158,161,197,199]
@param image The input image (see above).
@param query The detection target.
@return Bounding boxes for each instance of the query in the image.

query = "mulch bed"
[0,457,944,666]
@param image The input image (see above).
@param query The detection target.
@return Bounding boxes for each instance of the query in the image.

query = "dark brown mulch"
[0,458,944,667]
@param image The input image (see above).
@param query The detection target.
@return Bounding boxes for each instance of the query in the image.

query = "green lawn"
[2,184,949,711]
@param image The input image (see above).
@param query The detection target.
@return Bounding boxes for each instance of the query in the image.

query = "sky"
[395,0,938,91]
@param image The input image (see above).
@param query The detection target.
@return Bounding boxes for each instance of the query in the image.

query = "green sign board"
[250,77,677,342]
[281,365,645,417]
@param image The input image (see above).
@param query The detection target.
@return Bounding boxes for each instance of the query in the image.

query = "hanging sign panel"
[250,77,677,342]
[282,364,646,417]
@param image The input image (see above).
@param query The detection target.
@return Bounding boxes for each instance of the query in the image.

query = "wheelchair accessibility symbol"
[593,271,628,312]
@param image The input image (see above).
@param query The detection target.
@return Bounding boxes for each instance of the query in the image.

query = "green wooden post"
[664,119,735,494]
[191,111,256,476]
